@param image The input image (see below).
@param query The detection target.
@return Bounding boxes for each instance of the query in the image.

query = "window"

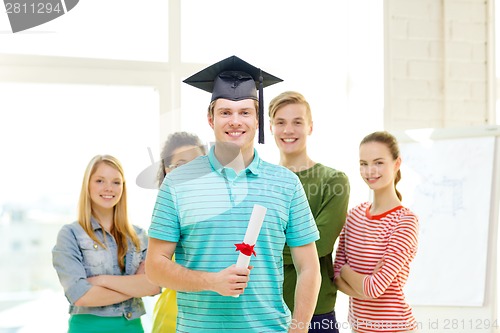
[0,0,169,61]
[0,83,159,332]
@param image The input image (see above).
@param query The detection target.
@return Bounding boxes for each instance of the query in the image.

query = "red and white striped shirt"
[334,202,419,332]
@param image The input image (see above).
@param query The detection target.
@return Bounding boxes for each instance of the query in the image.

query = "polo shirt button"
[126,312,132,319]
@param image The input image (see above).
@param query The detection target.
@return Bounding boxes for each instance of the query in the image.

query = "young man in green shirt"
[269,91,350,333]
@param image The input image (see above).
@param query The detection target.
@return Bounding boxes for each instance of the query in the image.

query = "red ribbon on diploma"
[235,242,256,257]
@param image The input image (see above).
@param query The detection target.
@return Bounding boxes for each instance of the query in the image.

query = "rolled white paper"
[233,204,267,297]
[235,204,267,268]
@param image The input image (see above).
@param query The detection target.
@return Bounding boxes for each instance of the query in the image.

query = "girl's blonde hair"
[78,154,140,271]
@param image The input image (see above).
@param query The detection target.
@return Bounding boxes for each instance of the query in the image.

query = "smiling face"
[208,98,258,155]
[359,141,401,193]
[270,103,312,156]
[89,162,123,213]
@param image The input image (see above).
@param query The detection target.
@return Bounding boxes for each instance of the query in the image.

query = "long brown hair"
[360,131,402,201]
[78,155,140,271]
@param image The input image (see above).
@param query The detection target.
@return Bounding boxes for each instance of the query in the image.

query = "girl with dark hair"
[156,131,206,187]
[333,131,419,333]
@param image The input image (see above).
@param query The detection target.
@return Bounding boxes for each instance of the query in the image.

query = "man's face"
[270,103,312,156]
[208,98,258,154]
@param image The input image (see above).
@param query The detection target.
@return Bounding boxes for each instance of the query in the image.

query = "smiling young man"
[269,91,350,333]
[146,56,321,333]
[207,97,258,170]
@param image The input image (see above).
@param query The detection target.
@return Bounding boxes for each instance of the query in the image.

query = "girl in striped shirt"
[334,131,419,333]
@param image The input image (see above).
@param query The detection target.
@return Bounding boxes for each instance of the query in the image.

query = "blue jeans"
[308,311,340,333]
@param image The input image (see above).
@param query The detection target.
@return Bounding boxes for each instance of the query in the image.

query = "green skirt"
[68,314,143,333]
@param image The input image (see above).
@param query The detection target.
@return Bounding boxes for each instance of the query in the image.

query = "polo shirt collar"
[208,145,260,176]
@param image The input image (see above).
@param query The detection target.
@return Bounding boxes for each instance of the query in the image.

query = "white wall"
[385,0,494,130]
[385,1,498,332]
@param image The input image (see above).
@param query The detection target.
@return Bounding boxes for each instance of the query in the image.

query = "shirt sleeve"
[363,212,419,298]
[148,176,181,242]
[52,224,92,304]
[135,226,149,262]
[315,171,350,258]
[285,179,319,247]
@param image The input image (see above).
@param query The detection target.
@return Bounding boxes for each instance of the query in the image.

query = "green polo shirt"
[282,163,350,315]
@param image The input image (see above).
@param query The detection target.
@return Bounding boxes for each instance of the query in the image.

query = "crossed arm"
[52,226,161,308]
[334,262,383,300]
[75,261,160,307]
[333,215,418,300]
[333,230,386,300]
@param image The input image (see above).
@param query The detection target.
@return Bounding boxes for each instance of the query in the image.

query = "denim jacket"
[52,217,148,320]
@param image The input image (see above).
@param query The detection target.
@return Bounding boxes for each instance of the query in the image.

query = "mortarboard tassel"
[258,71,264,144]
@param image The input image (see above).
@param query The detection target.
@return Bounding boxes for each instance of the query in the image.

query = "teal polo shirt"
[149,146,319,333]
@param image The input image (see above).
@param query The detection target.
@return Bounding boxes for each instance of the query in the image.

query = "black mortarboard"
[183,55,283,144]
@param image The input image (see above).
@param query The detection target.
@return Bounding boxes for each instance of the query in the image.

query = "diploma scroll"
[235,204,267,268]
[233,204,267,297]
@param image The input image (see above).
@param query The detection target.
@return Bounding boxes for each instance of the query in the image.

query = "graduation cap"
[183,55,283,144]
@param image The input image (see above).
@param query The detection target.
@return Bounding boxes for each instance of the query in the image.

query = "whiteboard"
[398,135,495,306]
